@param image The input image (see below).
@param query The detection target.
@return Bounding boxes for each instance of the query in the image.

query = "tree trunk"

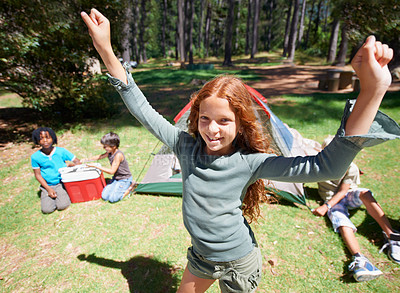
[132,0,140,62]
[161,0,168,58]
[327,18,340,63]
[304,0,315,49]
[235,0,241,52]
[188,0,194,64]
[198,0,205,48]
[223,0,235,66]
[245,0,253,55]
[121,2,132,63]
[335,22,348,67]
[297,0,306,46]
[282,0,293,57]
[177,0,185,62]
[204,2,211,57]
[251,0,260,59]
[265,0,275,52]
[313,0,322,39]
[184,0,189,62]
[287,0,300,61]
[139,0,147,63]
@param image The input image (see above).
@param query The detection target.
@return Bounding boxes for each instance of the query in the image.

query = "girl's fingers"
[80,11,93,28]
[378,44,393,67]
[374,41,383,59]
[90,11,99,26]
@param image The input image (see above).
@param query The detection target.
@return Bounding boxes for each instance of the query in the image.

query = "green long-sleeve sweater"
[109,70,400,262]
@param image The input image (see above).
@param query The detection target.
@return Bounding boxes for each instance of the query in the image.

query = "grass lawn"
[0,57,399,292]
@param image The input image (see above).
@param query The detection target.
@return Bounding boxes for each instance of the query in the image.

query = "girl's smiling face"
[198,96,240,156]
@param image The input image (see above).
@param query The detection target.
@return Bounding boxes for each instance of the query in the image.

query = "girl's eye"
[200,116,208,121]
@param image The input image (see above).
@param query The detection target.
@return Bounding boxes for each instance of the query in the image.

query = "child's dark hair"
[101,132,120,147]
[32,127,57,145]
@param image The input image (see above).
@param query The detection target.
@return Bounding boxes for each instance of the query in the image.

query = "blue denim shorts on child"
[101,176,132,203]
[328,188,372,232]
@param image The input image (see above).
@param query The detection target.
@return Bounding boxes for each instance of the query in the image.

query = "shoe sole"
[388,254,400,265]
[354,271,383,282]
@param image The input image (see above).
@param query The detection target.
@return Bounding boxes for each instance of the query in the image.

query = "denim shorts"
[327,188,372,233]
[187,246,262,293]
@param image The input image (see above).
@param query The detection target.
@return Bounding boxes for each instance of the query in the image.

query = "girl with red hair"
[81,9,398,292]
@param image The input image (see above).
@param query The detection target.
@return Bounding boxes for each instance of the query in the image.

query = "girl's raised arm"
[345,36,393,136]
[81,8,127,84]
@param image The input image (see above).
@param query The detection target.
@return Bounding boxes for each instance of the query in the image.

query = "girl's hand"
[81,8,112,56]
[81,8,127,83]
[351,35,393,94]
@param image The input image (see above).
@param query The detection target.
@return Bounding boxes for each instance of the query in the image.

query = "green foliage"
[0,0,123,121]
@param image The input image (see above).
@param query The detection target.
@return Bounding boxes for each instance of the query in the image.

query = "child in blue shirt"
[31,127,80,214]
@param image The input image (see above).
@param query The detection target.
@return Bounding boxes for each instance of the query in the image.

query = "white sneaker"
[348,254,383,282]
[380,231,400,264]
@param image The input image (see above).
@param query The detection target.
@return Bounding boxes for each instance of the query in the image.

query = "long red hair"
[188,75,270,223]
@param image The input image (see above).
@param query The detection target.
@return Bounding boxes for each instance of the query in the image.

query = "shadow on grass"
[77,253,180,292]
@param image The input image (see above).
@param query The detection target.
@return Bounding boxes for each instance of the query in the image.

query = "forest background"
[1,0,399,123]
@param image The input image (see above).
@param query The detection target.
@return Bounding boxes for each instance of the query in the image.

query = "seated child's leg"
[54,184,71,211]
[359,189,394,236]
[328,196,358,233]
[107,177,132,203]
[40,186,57,214]
[101,177,132,203]
[101,180,115,202]
[339,226,361,255]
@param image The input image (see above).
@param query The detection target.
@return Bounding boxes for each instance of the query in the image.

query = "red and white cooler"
[59,164,106,203]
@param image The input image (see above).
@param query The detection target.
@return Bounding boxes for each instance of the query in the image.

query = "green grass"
[0,91,22,108]
[0,65,399,292]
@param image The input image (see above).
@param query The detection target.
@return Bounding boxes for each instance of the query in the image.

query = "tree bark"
[235,0,241,52]
[251,0,260,59]
[121,1,132,63]
[223,0,235,66]
[282,0,293,57]
[188,0,194,64]
[198,0,205,48]
[161,0,168,58]
[265,0,274,52]
[297,0,306,46]
[304,0,315,49]
[245,0,253,55]
[335,22,348,67]
[132,0,139,62]
[139,0,147,63]
[287,0,300,61]
[177,0,185,62]
[327,18,340,63]
[204,2,211,57]
[313,0,322,39]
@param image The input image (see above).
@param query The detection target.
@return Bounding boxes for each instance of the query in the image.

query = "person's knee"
[107,192,123,203]
[57,202,71,211]
[41,206,56,214]
[359,190,374,202]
